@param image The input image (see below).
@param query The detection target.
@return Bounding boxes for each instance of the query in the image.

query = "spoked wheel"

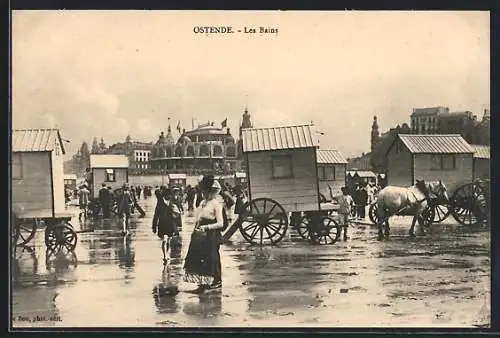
[296,215,311,239]
[239,198,288,245]
[15,218,38,247]
[422,205,436,227]
[450,183,488,227]
[429,203,451,224]
[368,203,379,225]
[310,216,341,245]
[45,223,78,255]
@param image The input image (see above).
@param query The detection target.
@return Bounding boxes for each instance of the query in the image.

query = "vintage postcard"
[11,10,490,328]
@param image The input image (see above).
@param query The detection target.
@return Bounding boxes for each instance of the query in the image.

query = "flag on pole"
[221,118,227,128]
[176,121,181,133]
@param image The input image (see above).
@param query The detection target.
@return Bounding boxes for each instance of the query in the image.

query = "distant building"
[410,106,489,145]
[150,108,253,175]
[410,106,450,134]
[370,115,411,172]
[105,135,153,173]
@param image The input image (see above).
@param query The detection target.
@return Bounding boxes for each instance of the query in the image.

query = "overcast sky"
[12,11,489,159]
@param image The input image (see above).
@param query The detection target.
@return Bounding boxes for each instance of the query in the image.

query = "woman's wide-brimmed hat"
[200,174,221,192]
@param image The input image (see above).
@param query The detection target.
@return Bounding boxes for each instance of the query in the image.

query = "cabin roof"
[12,128,66,154]
[90,154,129,168]
[317,149,348,164]
[471,145,490,159]
[347,170,377,178]
[242,124,316,152]
[398,134,474,154]
[168,173,187,179]
[64,174,77,180]
[235,172,247,178]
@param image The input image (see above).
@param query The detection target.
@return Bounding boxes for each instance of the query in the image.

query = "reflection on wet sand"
[152,265,180,314]
[11,196,490,327]
[12,245,81,327]
[182,292,223,319]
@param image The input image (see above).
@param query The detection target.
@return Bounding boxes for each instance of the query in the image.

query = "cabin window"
[12,153,23,179]
[271,155,293,179]
[430,155,441,170]
[442,155,456,170]
[430,154,456,170]
[318,166,335,181]
[105,168,116,182]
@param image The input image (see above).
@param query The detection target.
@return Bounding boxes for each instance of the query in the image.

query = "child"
[152,187,181,265]
[329,186,353,241]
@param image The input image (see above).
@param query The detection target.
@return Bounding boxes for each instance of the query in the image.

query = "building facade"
[410,106,450,134]
[149,108,253,175]
[102,136,154,173]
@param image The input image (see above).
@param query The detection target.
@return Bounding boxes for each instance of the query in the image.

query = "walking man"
[98,183,111,218]
[78,184,90,221]
[119,184,134,236]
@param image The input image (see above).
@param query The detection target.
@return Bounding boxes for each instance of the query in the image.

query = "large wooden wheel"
[368,203,379,225]
[310,216,341,245]
[14,218,38,247]
[45,222,78,255]
[296,214,311,239]
[422,205,436,227]
[428,203,450,224]
[239,198,288,245]
[450,182,488,227]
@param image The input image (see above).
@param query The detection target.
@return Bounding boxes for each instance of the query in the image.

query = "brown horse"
[375,180,449,240]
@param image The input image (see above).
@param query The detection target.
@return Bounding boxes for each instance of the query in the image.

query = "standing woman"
[184,175,224,291]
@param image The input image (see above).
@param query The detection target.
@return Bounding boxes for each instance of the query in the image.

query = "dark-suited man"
[99,183,111,218]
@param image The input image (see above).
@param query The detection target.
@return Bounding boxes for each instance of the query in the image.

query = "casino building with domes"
[149,108,253,174]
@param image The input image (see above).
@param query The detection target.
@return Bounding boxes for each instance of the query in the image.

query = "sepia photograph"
[10,10,490,328]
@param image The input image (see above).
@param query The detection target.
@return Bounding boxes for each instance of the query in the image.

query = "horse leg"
[384,218,390,239]
[376,208,385,241]
[409,215,417,237]
[417,215,426,236]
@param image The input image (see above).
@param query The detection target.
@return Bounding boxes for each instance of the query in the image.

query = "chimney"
[182,128,186,134]
[227,128,231,135]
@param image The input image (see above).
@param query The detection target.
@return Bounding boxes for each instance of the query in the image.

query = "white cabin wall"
[12,152,53,216]
[318,164,346,200]
[52,150,66,214]
[92,168,129,197]
[413,153,473,194]
[247,148,319,212]
[386,139,412,187]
